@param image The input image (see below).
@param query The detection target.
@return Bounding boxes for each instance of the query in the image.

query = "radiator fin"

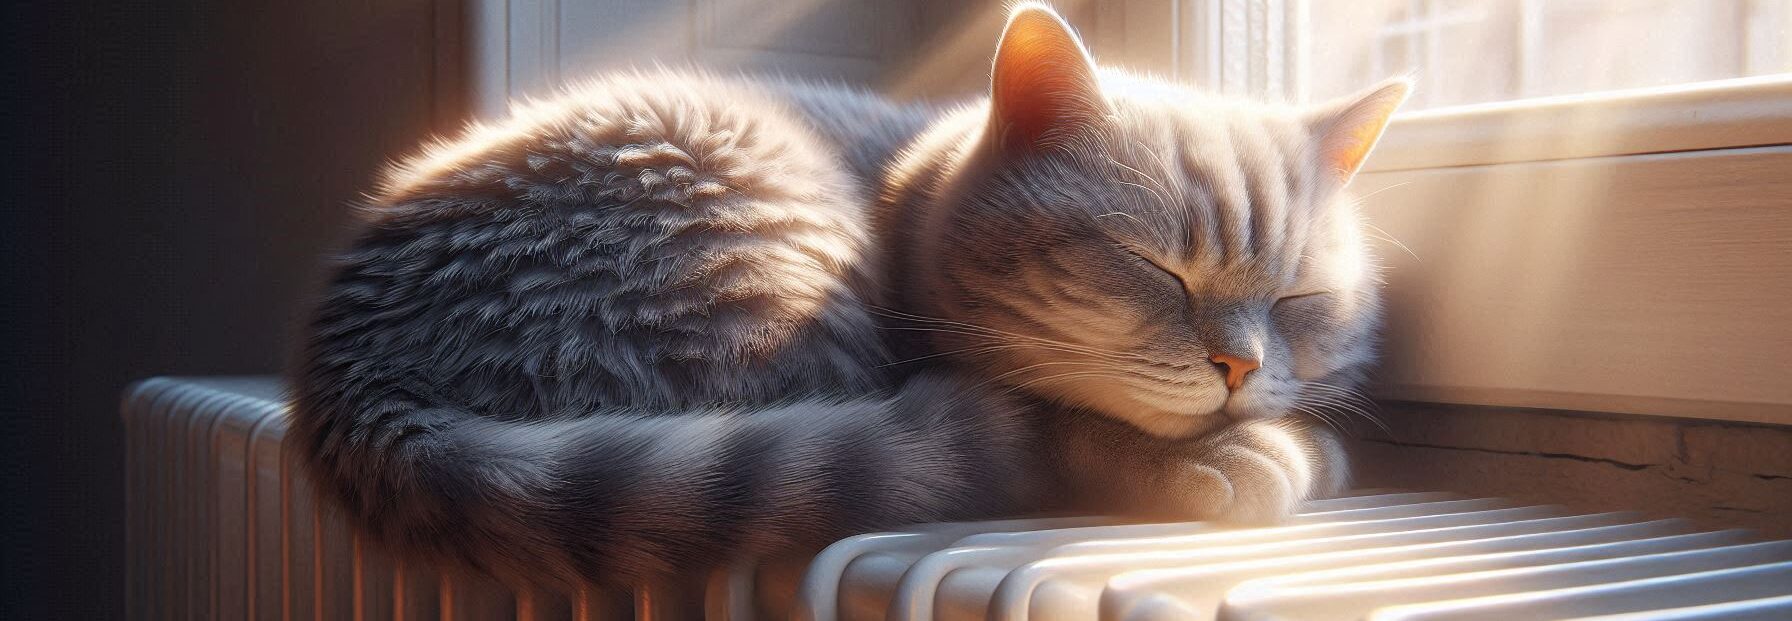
[125,377,1792,620]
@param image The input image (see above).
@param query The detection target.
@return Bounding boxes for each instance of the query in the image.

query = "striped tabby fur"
[292,3,1405,591]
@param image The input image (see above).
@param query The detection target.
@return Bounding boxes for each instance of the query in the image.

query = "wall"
[1352,402,1792,538]
[9,1,463,616]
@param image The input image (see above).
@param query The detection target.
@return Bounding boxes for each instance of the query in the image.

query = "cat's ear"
[1307,77,1411,184]
[989,3,1105,152]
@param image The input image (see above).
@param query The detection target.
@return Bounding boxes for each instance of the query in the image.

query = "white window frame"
[1091,0,1792,424]
[1088,0,1308,100]
[466,0,915,119]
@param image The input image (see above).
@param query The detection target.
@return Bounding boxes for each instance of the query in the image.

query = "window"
[1307,0,1792,110]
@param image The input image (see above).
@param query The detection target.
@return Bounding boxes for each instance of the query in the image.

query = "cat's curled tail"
[292,373,1040,588]
[288,70,1043,588]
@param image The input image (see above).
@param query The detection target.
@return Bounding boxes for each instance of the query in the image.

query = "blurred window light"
[1304,0,1792,110]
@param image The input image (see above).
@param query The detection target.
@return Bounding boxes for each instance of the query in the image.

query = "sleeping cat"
[290,3,1406,590]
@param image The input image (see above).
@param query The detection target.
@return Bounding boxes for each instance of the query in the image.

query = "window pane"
[1305,0,1792,110]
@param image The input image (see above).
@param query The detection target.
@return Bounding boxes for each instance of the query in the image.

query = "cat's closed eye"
[1272,291,1339,322]
[1275,291,1334,305]
[1115,243,1186,290]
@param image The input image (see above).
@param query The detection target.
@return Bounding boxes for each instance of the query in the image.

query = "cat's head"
[898,4,1407,438]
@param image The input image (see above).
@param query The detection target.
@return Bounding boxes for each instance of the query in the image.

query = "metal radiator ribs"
[125,377,1792,620]
[123,377,625,620]
[796,496,1792,620]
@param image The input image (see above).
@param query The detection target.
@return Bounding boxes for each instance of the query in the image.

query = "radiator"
[125,376,1792,620]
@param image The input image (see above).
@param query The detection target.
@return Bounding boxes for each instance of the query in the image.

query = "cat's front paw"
[1167,446,1302,524]
[1162,421,1343,524]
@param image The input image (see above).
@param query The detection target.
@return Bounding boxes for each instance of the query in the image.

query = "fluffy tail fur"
[291,373,1041,589]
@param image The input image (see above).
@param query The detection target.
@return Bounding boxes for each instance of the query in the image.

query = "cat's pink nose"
[1210,353,1261,390]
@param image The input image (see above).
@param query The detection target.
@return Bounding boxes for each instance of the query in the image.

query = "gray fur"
[292,5,1403,591]
[874,4,1405,519]
[293,72,1042,588]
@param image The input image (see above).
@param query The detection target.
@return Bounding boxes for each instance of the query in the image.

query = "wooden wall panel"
[1352,401,1792,538]
[1356,146,1792,424]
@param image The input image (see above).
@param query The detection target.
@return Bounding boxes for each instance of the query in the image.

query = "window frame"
[1368,75,1792,171]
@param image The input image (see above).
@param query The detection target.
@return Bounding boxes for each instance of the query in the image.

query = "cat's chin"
[1022,374,1229,438]
[1081,391,1230,439]
[1220,390,1297,422]
[1103,390,1232,438]
[1122,411,1229,439]
[1089,386,1296,438]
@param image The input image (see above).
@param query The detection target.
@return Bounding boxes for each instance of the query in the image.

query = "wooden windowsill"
[1367,74,1792,172]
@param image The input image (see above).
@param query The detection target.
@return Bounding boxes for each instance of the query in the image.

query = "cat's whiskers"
[1344,186,1419,263]
[1350,180,1413,203]
[1009,369,1142,396]
[1297,389,1373,420]
[1289,404,1346,435]
[1098,147,1177,253]
[874,341,1037,368]
[983,359,1112,387]
[1306,381,1382,413]
[1110,180,1167,209]
[1106,157,1173,208]
[877,325,1138,365]
[978,362,1113,397]
[1138,140,1197,209]
[867,306,1154,364]
[1296,382,1392,436]
[1360,227,1420,263]
[1294,396,1370,435]
[1095,211,1146,225]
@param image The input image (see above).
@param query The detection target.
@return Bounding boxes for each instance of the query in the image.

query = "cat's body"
[292,4,1403,590]
[294,72,1043,586]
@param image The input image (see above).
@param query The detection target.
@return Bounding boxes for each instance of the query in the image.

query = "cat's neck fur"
[866,103,1000,352]
[763,79,941,191]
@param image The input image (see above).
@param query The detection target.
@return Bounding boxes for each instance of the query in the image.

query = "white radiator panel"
[125,377,1792,620]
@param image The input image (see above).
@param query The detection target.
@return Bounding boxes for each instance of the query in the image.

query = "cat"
[290,2,1405,591]
[878,6,1404,521]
